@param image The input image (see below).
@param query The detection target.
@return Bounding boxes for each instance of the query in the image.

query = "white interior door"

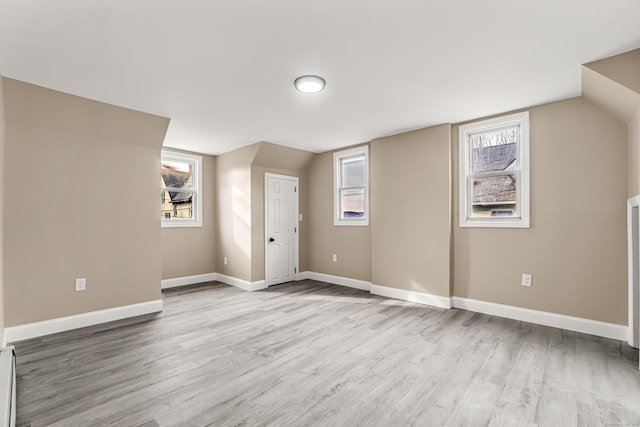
[265,173,299,287]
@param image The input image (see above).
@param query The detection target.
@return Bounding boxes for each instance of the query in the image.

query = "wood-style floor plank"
[12,280,640,426]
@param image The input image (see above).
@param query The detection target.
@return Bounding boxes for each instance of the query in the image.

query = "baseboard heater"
[0,347,15,427]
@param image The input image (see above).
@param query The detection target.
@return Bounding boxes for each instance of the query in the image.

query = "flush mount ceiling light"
[294,75,326,94]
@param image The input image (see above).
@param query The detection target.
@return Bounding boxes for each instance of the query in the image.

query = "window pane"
[471,127,518,174]
[471,174,516,217]
[340,188,365,218]
[161,190,194,220]
[161,160,193,190]
[341,156,365,188]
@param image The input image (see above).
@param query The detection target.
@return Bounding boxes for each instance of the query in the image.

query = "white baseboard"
[161,272,217,289]
[4,299,163,344]
[162,272,266,292]
[302,271,371,291]
[300,272,450,309]
[216,273,266,292]
[452,297,627,341]
[299,272,627,341]
[371,284,452,309]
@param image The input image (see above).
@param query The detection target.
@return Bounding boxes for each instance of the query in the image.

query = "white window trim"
[334,146,369,226]
[161,150,203,228]
[458,111,530,228]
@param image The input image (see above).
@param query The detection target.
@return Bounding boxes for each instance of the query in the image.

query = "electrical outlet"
[298,213,303,221]
[332,254,337,262]
[522,273,532,287]
[224,257,228,266]
[75,278,86,291]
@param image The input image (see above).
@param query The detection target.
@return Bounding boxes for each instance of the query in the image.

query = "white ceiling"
[1,1,639,155]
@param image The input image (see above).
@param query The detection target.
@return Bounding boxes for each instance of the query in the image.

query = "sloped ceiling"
[1,0,639,155]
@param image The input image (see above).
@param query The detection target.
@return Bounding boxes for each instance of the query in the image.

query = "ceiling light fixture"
[294,75,326,94]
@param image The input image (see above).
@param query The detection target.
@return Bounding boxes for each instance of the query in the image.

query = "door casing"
[264,173,299,287]
[627,195,640,352]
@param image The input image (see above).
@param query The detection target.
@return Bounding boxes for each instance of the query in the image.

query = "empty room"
[0,1,640,426]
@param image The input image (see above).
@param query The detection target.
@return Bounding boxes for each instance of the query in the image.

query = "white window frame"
[459,111,530,228]
[334,146,369,226]
[161,150,203,228]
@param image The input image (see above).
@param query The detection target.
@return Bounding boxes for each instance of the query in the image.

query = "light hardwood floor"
[13,280,640,426]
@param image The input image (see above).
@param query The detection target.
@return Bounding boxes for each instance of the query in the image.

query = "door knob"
[269,237,275,242]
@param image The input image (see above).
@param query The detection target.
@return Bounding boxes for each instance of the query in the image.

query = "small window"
[161,151,202,227]
[334,146,369,226]
[459,111,530,228]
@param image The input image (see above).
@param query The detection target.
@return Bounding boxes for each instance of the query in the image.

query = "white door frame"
[627,195,640,349]
[264,173,299,287]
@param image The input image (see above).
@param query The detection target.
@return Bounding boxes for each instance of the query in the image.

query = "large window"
[161,150,202,227]
[459,111,530,228]
[334,146,369,226]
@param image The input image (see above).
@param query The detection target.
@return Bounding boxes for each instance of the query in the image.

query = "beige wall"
[582,49,640,198]
[298,175,309,276]
[307,147,372,281]
[252,141,315,171]
[586,49,640,96]
[630,109,640,197]
[453,97,628,324]
[215,144,259,281]
[0,77,6,337]
[3,78,169,326]
[161,148,216,280]
[370,125,451,297]
[581,66,640,125]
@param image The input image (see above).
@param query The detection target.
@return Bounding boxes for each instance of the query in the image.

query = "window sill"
[460,218,529,228]
[334,219,369,227]
[162,220,203,228]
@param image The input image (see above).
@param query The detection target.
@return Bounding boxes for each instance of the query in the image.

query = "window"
[334,146,369,226]
[459,111,529,228]
[161,150,202,227]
